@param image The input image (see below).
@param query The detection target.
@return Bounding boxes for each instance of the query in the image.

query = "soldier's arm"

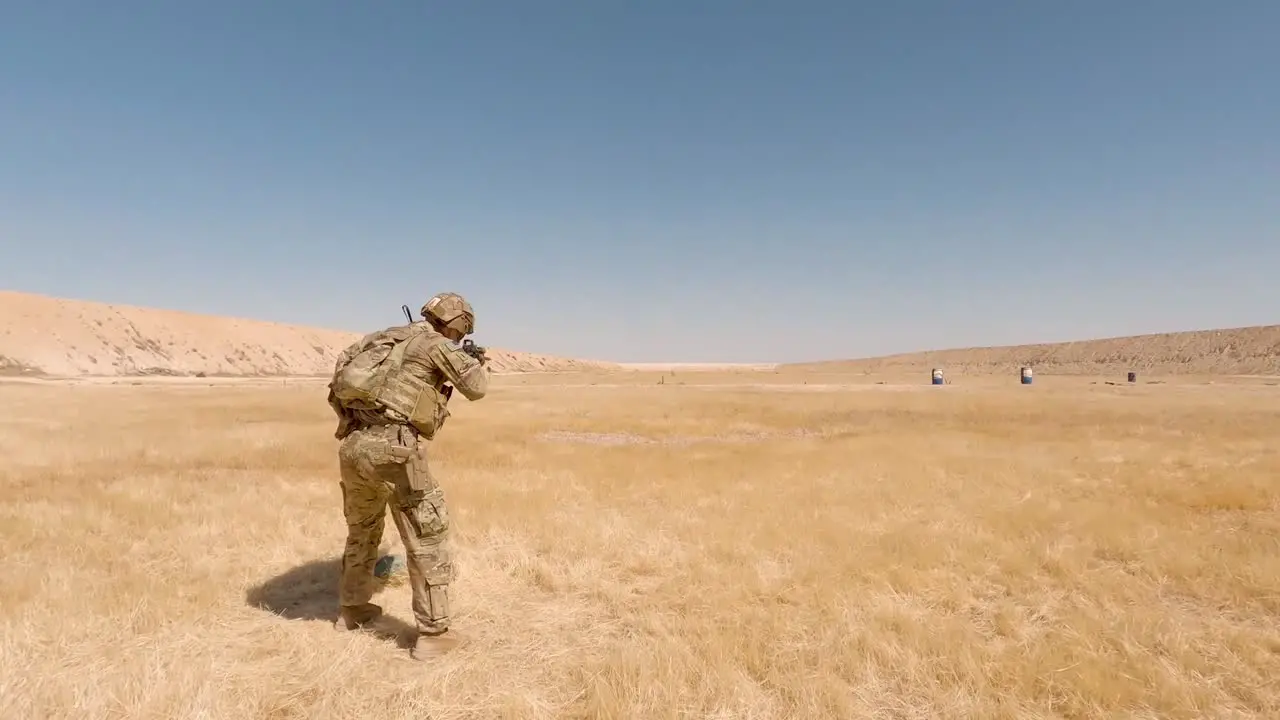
[424,338,489,401]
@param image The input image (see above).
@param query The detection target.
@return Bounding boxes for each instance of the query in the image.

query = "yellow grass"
[2,373,1278,719]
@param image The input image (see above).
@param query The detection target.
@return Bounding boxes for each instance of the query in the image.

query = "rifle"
[402,304,415,324]
[441,341,487,403]
[461,338,488,364]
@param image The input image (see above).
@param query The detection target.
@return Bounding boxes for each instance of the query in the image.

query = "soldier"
[325,292,489,661]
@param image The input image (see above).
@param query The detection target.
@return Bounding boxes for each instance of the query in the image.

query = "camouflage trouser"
[337,423,455,635]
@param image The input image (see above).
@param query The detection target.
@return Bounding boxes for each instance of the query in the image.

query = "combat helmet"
[420,292,475,336]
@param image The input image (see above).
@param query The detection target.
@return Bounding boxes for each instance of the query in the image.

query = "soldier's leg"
[390,484,454,634]
[336,448,391,628]
[387,441,460,658]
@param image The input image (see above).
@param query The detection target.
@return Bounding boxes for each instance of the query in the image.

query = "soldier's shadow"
[244,556,418,649]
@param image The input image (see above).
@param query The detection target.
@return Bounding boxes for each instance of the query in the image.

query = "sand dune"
[786,325,1280,376]
[0,290,619,377]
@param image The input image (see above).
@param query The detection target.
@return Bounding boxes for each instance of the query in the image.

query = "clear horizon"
[2,2,1277,364]
[7,286,1276,366]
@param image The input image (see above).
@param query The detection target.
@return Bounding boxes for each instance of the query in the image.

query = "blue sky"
[1,1,1276,363]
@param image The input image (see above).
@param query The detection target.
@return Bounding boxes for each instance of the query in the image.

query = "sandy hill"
[0,290,619,377]
[785,325,1280,376]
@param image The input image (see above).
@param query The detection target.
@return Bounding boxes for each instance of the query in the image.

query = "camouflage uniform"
[327,293,487,658]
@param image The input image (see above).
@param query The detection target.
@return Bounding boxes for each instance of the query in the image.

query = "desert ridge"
[784,325,1280,377]
[0,290,620,377]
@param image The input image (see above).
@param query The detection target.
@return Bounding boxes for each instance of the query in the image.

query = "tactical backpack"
[329,322,452,436]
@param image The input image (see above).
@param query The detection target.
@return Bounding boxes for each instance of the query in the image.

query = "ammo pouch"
[403,380,451,440]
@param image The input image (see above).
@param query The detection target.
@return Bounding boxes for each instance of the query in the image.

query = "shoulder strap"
[379,322,441,375]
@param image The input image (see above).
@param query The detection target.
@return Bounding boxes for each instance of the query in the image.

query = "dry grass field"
[2,372,1279,719]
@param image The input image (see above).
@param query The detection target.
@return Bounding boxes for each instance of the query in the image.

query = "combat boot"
[409,629,465,661]
[333,602,383,632]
